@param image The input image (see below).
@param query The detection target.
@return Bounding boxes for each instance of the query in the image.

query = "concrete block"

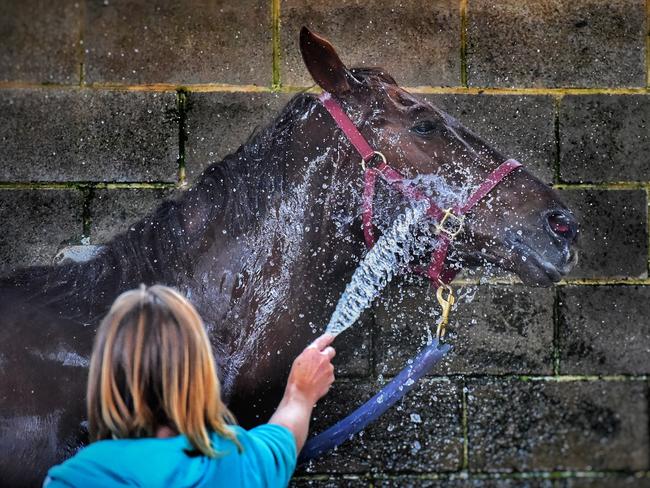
[280,0,461,87]
[377,478,554,488]
[467,0,646,87]
[560,95,650,183]
[291,477,369,487]
[84,0,271,85]
[559,190,647,280]
[299,379,462,473]
[558,285,650,375]
[560,476,650,487]
[0,89,178,182]
[0,189,84,274]
[375,283,555,376]
[0,0,80,83]
[467,379,649,471]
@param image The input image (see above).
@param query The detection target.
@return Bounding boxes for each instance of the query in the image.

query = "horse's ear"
[300,27,357,96]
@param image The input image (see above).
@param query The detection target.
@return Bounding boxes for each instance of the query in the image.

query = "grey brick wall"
[1,1,648,486]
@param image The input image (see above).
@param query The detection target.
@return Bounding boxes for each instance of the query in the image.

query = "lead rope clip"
[435,282,455,340]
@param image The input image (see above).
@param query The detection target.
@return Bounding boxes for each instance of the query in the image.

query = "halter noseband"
[318,91,522,338]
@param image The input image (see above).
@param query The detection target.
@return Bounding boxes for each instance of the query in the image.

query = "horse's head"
[300,27,578,287]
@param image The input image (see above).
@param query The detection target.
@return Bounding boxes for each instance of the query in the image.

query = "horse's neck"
[184,143,362,313]
[180,122,365,392]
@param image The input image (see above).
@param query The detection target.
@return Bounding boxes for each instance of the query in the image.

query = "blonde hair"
[87,284,240,456]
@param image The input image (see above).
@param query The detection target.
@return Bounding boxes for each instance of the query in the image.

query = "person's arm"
[269,333,336,452]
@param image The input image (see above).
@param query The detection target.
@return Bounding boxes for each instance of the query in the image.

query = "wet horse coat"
[0,28,578,486]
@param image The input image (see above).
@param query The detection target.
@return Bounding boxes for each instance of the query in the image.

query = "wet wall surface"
[1,0,649,486]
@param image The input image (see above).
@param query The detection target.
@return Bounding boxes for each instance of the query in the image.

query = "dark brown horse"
[0,28,578,486]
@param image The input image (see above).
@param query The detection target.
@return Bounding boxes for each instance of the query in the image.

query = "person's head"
[87,284,239,456]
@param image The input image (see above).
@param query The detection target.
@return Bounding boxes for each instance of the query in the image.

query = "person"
[43,284,336,488]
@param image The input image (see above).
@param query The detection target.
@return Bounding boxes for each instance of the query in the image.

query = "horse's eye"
[411,120,438,136]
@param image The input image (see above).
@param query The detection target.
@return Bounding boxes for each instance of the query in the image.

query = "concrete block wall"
[1,1,649,486]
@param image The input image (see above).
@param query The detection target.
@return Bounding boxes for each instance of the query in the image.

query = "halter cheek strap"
[318,91,522,288]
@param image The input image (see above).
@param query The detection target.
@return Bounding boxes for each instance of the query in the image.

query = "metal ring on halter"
[361,151,387,171]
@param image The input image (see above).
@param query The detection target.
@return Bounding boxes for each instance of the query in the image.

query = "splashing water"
[325,199,432,336]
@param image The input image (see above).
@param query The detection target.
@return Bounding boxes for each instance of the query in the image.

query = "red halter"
[318,92,522,288]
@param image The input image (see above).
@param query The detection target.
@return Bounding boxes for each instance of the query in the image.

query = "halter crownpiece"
[317,91,522,338]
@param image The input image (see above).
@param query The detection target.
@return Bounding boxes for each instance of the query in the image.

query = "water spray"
[325,199,433,336]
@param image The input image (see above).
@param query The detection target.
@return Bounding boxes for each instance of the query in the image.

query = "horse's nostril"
[546,210,578,242]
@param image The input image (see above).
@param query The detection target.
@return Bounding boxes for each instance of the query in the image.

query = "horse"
[0,27,578,486]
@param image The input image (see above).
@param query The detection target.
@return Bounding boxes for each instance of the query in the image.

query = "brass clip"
[435,282,456,340]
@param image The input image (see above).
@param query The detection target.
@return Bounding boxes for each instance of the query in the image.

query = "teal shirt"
[43,424,297,488]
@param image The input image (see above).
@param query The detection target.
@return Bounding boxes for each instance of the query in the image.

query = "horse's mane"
[191,92,316,236]
[349,67,397,86]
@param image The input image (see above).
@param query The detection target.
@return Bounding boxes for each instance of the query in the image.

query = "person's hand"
[269,334,336,451]
[286,333,336,405]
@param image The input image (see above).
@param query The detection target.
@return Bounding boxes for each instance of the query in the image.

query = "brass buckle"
[361,151,387,171]
[435,208,464,239]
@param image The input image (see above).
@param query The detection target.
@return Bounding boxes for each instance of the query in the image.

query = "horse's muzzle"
[504,218,579,287]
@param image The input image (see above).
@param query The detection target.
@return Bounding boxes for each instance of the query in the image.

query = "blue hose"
[298,339,452,464]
